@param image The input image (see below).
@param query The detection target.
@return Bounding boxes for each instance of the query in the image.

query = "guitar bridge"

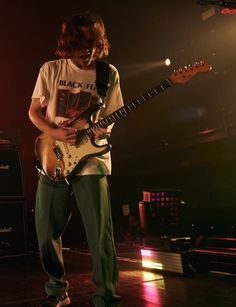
[53,145,64,160]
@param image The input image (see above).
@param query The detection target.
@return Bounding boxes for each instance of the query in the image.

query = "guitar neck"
[87,78,173,133]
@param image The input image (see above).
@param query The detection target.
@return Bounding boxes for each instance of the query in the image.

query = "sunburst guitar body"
[35,114,111,181]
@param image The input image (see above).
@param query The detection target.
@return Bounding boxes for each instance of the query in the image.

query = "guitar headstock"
[169,61,212,85]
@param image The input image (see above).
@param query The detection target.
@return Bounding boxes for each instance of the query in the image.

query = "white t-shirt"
[32,58,124,175]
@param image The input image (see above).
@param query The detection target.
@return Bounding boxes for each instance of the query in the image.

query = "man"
[28,11,123,307]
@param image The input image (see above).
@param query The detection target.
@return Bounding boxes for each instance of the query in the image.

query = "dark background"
[1,0,236,241]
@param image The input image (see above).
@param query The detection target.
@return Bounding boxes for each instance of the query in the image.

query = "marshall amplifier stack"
[0,201,27,257]
[0,131,26,258]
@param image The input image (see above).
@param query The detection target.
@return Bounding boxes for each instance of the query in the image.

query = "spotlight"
[165,58,171,66]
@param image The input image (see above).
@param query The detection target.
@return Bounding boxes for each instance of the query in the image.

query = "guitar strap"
[95,60,110,102]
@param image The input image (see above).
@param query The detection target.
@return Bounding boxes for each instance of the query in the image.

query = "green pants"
[35,174,119,299]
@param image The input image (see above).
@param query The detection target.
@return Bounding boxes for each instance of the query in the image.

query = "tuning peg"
[173,69,181,74]
[194,60,205,67]
[193,61,200,67]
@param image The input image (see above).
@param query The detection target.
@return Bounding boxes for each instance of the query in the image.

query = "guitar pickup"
[53,145,64,160]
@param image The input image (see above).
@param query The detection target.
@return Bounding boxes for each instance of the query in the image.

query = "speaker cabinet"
[0,147,23,198]
[0,200,27,257]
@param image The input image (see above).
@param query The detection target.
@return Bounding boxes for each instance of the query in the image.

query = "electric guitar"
[35,61,212,182]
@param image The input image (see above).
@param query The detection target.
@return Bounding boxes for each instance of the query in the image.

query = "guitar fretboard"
[86,78,172,136]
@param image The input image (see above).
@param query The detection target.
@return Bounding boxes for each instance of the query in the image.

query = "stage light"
[141,248,193,274]
[141,249,152,257]
[165,58,171,66]
[142,260,163,270]
[122,58,172,78]
[221,7,236,13]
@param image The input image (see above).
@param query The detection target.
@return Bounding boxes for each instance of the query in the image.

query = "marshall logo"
[0,227,12,233]
[0,164,10,170]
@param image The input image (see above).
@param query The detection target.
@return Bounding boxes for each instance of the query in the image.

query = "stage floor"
[1,244,236,307]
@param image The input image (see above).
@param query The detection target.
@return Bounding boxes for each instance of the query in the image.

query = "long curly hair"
[55,11,110,59]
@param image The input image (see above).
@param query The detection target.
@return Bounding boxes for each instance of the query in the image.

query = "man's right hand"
[49,127,77,145]
[28,98,78,145]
